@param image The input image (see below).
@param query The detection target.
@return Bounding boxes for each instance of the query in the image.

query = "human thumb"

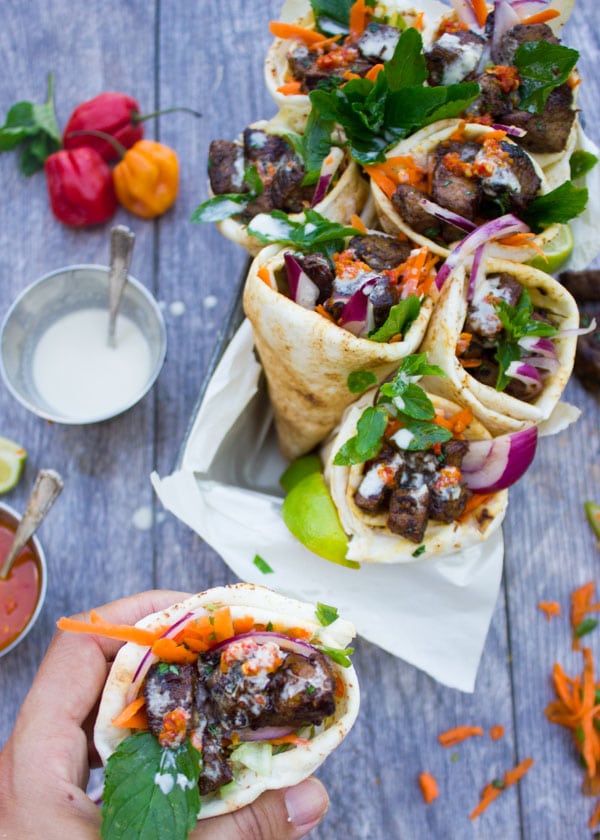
[190,777,330,840]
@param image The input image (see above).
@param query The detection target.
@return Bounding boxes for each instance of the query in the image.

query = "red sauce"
[0,523,40,652]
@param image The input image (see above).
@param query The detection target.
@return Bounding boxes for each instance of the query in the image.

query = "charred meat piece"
[356,22,401,63]
[295,252,335,303]
[501,84,575,154]
[193,680,234,795]
[477,141,541,217]
[287,44,318,80]
[349,233,411,271]
[441,438,469,468]
[493,23,559,66]
[355,444,404,512]
[144,662,195,748]
[559,269,600,303]
[369,276,398,328]
[270,160,313,212]
[425,30,486,86]
[208,140,247,195]
[431,157,479,223]
[392,184,441,238]
[573,306,600,392]
[256,650,336,729]
[467,354,544,401]
[429,470,470,523]
[465,72,519,120]
[387,484,430,542]
[243,128,292,166]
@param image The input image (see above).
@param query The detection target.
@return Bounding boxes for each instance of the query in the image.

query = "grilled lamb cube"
[387,484,430,542]
[208,140,247,195]
[144,662,195,748]
[349,234,411,271]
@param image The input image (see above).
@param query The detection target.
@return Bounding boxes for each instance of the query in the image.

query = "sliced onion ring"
[419,197,476,234]
[284,252,319,309]
[312,146,344,207]
[210,630,320,657]
[491,123,528,137]
[235,726,295,742]
[462,426,538,492]
[505,360,543,386]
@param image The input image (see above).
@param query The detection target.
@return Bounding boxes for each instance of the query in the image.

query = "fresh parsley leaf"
[242,164,264,196]
[570,150,598,180]
[575,617,598,638]
[412,544,426,557]
[308,31,479,165]
[253,554,274,574]
[368,294,421,342]
[399,416,453,450]
[190,193,252,223]
[514,41,579,114]
[316,644,355,667]
[333,406,387,465]
[493,288,558,389]
[316,602,339,626]
[285,107,337,185]
[0,73,60,175]
[157,663,180,676]
[247,208,360,256]
[101,732,201,840]
[522,181,588,232]
[347,370,378,394]
[395,382,437,420]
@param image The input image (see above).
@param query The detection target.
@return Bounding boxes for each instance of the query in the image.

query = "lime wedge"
[527,224,574,274]
[282,471,358,568]
[280,454,322,493]
[0,436,27,494]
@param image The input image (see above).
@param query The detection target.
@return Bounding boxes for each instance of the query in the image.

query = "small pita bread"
[95,583,359,820]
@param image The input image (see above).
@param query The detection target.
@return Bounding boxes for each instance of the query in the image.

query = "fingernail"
[285,777,329,828]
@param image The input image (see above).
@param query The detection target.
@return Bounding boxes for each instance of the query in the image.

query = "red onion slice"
[518,336,557,357]
[491,123,528,138]
[461,426,538,492]
[520,354,560,374]
[450,0,481,27]
[467,244,487,301]
[312,147,344,207]
[210,630,320,658]
[419,197,477,234]
[556,318,597,338]
[505,360,543,386]
[492,0,521,56]
[510,0,549,17]
[339,280,377,336]
[435,214,530,290]
[284,252,319,309]
[236,726,295,742]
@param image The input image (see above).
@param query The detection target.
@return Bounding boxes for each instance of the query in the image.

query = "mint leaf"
[247,208,360,256]
[0,73,60,175]
[369,294,421,342]
[399,416,453,450]
[347,370,378,394]
[522,181,588,231]
[316,644,354,667]
[385,27,427,90]
[570,150,598,180]
[333,406,387,465]
[190,193,252,223]
[316,602,339,626]
[253,554,274,574]
[101,732,202,840]
[514,41,579,113]
[285,107,337,184]
[243,164,264,196]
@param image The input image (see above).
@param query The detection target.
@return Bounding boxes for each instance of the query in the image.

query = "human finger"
[190,778,329,840]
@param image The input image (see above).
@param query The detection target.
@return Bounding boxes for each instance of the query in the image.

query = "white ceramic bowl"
[0,264,167,424]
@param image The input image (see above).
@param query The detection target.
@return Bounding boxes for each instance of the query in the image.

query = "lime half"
[0,436,27,494]
[282,471,358,568]
[527,224,574,274]
[280,454,322,493]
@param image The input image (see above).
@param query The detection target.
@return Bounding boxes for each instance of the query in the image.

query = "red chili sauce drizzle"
[0,523,40,652]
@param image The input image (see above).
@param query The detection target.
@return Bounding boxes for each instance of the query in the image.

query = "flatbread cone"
[243,244,434,459]
[418,258,579,436]
[95,583,359,820]
[370,119,561,259]
[322,391,508,563]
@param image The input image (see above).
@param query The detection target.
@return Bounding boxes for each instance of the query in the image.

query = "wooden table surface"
[1,2,599,838]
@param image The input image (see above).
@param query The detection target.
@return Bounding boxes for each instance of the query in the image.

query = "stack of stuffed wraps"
[192,0,594,566]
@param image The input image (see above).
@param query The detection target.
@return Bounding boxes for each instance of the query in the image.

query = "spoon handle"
[0,469,63,580]
[107,225,135,347]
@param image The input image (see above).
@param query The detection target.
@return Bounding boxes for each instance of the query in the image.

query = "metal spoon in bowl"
[0,469,63,580]
[107,224,136,348]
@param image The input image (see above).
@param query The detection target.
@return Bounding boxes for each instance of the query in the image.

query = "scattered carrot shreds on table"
[570,581,600,649]
[545,646,600,812]
[538,601,562,621]
[489,725,505,741]
[437,725,484,747]
[469,757,534,820]
[418,771,439,804]
[56,612,161,647]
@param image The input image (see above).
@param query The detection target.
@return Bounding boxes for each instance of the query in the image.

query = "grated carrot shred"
[111,696,149,730]
[438,725,484,747]
[418,771,439,804]
[57,612,161,647]
[349,0,370,38]
[459,493,495,522]
[277,81,303,95]
[469,0,488,27]
[350,213,367,234]
[365,63,384,82]
[151,637,198,664]
[269,21,329,46]
[489,725,505,741]
[538,601,562,621]
[520,8,560,24]
[470,757,534,820]
[257,266,272,285]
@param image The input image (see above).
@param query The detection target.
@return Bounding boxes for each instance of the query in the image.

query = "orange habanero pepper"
[112,139,179,219]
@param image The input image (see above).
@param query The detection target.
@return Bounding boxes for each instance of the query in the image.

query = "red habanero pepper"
[63,93,143,162]
[63,92,201,162]
[44,147,117,227]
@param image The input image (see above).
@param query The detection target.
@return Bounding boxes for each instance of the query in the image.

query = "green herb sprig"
[0,73,61,175]
[523,181,588,232]
[514,41,579,114]
[247,208,361,259]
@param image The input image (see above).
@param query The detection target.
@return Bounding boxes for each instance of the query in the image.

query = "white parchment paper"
[152,320,504,692]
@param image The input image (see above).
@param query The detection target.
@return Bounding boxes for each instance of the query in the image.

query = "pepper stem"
[66,129,128,158]
[133,106,201,125]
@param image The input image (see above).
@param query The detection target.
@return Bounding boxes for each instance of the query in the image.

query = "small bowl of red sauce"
[0,502,47,657]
